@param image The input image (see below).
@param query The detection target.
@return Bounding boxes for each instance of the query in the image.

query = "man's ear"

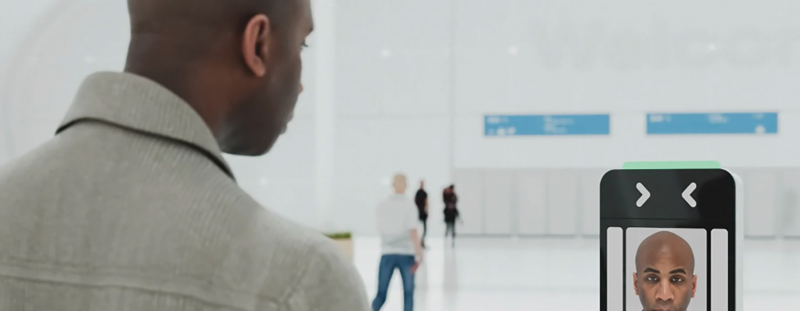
[241,14,271,77]
[633,273,639,295]
[691,274,697,298]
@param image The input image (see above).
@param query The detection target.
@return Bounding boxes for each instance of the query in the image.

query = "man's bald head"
[124,0,313,156]
[128,0,296,36]
[633,230,697,311]
[635,231,695,274]
[393,173,408,194]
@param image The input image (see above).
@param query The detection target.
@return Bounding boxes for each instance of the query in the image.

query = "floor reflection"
[354,236,800,311]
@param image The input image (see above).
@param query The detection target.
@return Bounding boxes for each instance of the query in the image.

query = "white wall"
[453,0,800,168]
[331,0,455,234]
[4,0,800,237]
[455,167,800,238]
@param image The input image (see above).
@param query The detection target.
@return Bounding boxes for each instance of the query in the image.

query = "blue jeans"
[371,254,415,311]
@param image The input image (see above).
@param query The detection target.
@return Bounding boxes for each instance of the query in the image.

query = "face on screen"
[633,231,697,311]
[600,169,736,311]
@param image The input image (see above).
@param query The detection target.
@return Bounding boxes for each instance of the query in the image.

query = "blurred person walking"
[0,0,370,310]
[373,173,425,311]
[443,185,462,247]
[414,180,429,249]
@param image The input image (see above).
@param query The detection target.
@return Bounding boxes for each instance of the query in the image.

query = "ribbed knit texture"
[0,72,370,311]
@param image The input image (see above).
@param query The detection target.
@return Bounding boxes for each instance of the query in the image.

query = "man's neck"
[124,44,231,138]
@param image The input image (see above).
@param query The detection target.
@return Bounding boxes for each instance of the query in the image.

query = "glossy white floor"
[352,236,800,310]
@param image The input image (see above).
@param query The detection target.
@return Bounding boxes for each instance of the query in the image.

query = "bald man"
[0,0,369,310]
[633,231,698,311]
[373,174,424,311]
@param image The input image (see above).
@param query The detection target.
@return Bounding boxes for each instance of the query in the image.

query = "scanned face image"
[626,228,707,311]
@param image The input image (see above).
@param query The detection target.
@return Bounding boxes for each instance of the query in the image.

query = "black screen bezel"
[599,169,737,311]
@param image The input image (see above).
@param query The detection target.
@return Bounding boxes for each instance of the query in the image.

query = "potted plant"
[324,231,353,261]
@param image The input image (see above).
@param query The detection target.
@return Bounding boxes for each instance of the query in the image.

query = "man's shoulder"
[0,137,78,195]
[251,210,333,252]
[375,196,397,209]
[273,221,359,285]
[376,195,415,210]
[251,212,368,309]
[276,228,369,309]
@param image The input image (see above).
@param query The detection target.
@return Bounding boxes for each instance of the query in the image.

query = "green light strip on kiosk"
[623,161,721,170]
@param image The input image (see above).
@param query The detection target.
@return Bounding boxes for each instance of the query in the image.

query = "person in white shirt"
[372,173,424,311]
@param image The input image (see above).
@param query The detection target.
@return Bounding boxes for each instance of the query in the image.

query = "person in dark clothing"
[414,181,428,249]
[443,185,461,247]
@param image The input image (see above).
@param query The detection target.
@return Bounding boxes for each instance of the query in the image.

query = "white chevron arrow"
[636,183,650,207]
[683,182,697,208]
